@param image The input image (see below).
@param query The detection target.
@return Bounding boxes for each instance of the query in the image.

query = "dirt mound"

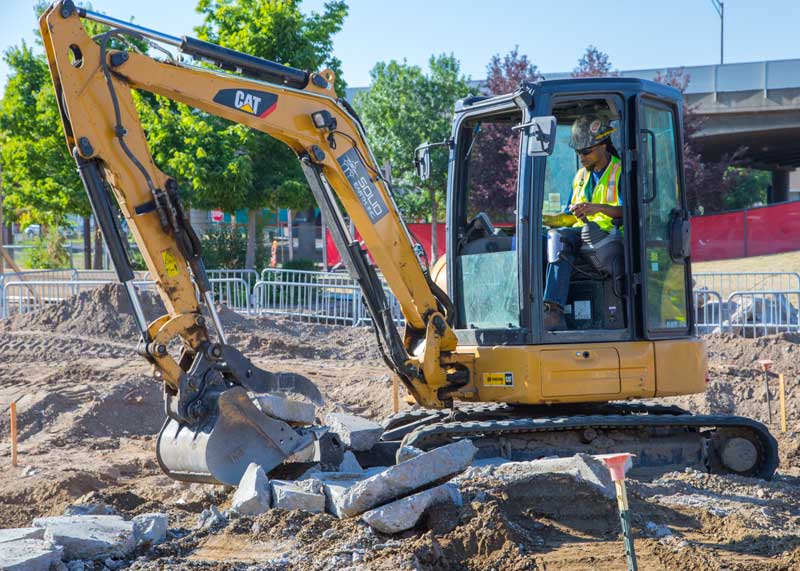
[1,283,381,361]
[662,333,800,430]
[0,283,166,340]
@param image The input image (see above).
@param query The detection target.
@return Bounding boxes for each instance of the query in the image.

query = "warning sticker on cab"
[161,249,180,278]
[483,372,514,387]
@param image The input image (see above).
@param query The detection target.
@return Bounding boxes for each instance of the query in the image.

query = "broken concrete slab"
[132,513,168,547]
[395,445,424,464]
[0,539,63,571]
[255,394,316,425]
[325,412,383,451]
[0,527,45,544]
[453,453,614,500]
[197,505,226,530]
[336,439,477,518]
[271,480,326,513]
[64,502,115,516]
[299,467,388,519]
[361,483,462,534]
[231,463,272,516]
[32,515,136,560]
[339,450,363,473]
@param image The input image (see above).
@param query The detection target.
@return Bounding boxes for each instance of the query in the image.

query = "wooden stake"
[779,374,787,433]
[10,402,18,467]
[392,375,399,413]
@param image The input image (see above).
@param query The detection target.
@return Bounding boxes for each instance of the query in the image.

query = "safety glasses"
[576,146,596,156]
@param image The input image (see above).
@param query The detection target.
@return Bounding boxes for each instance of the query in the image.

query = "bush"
[282,258,318,272]
[24,231,70,269]
[201,227,268,270]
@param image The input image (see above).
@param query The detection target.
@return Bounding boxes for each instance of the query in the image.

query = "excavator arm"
[39,1,471,483]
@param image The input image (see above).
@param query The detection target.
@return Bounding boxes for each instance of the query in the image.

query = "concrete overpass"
[606,59,800,202]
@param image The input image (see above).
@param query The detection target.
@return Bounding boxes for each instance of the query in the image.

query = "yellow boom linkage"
[40,1,471,484]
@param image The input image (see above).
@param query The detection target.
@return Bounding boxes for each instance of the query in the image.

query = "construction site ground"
[1,284,799,570]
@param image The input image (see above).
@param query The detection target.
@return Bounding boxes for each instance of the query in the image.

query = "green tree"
[0,42,86,229]
[354,55,473,260]
[142,0,348,269]
[0,4,153,269]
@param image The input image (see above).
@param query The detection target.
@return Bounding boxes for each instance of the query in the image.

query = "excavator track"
[398,411,779,480]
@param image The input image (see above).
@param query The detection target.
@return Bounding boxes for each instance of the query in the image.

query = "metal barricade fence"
[693,289,724,334]
[693,272,800,299]
[255,268,405,326]
[0,279,157,318]
[724,290,800,337]
[208,269,260,291]
[209,277,252,313]
[0,268,78,286]
[254,269,363,324]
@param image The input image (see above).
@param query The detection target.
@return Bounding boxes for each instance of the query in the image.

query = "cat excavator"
[39,1,778,485]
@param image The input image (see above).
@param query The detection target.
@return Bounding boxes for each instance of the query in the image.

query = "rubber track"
[403,413,779,480]
[383,401,688,430]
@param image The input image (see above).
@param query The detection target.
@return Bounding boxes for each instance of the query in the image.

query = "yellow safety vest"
[570,155,622,232]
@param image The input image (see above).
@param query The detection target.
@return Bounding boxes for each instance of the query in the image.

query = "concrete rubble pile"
[0,403,619,570]
[0,511,168,571]
[226,408,479,534]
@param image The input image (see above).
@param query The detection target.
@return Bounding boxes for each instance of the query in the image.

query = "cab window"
[455,111,522,330]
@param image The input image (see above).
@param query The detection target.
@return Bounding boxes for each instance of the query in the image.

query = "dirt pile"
[0,283,166,340]
[662,333,799,448]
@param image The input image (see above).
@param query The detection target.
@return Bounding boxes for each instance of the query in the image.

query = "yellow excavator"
[40,1,777,485]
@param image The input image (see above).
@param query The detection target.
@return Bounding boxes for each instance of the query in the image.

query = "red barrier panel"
[690,210,746,261]
[327,203,799,267]
[325,223,446,269]
[744,202,800,257]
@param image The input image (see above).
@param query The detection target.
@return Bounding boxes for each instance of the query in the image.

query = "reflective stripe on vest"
[570,155,622,231]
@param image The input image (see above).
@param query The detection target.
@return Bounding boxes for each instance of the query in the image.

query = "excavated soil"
[1,284,799,570]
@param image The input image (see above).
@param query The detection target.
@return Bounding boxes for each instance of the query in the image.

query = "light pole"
[710,0,724,64]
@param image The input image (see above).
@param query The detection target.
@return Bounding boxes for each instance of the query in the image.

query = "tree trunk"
[93,226,103,270]
[245,208,258,269]
[429,187,438,264]
[83,216,92,269]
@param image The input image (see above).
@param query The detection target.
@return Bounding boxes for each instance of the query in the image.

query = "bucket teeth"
[156,386,314,485]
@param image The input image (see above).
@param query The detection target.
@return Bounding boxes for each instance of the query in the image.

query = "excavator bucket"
[156,386,315,485]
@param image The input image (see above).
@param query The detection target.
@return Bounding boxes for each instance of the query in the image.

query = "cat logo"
[213,88,278,118]
[234,90,261,114]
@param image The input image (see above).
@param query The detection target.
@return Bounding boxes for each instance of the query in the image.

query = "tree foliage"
[572,46,618,78]
[354,55,473,222]
[468,48,542,217]
[0,42,86,227]
[150,0,348,215]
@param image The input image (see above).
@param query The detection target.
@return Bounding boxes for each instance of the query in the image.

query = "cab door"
[637,97,692,337]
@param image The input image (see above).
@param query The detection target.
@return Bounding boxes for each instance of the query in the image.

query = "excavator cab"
[445,79,693,345]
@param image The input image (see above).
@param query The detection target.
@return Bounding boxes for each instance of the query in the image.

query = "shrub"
[200,226,268,270]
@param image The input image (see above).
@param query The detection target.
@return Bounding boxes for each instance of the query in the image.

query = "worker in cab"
[543,114,623,330]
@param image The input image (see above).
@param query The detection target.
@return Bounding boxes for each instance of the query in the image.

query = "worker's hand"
[569,202,603,219]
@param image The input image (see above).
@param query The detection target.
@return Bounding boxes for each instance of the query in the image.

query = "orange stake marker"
[779,374,787,433]
[392,376,399,413]
[597,453,638,571]
[10,402,18,467]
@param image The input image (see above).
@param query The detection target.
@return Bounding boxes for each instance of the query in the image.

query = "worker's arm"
[569,203,623,220]
[39,1,465,408]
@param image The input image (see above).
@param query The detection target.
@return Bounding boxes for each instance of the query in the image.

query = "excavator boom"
[39,1,466,484]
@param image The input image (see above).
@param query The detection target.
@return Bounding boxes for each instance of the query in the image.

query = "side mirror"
[526,115,557,157]
[414,139,452,181]
[414,143,431,181]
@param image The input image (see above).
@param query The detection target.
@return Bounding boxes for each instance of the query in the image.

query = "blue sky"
[2,0,800,98]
